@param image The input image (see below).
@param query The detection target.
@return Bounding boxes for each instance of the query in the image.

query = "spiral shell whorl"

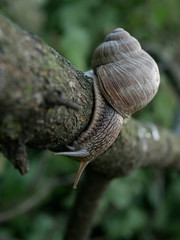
[92,28,160,118]
[92,28,141,68]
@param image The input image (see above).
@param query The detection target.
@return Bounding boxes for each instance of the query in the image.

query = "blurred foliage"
[0,0,180,239]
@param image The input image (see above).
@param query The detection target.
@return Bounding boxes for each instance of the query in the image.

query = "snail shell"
[92,28,160,118]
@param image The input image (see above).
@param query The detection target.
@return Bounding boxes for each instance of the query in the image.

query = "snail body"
[54,28,160,188]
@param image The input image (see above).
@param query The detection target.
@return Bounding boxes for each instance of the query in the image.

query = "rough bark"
[0,13,93,172]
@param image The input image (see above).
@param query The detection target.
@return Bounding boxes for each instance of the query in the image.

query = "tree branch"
[92,119,180,178]
[0,13,180,177]
[0,13,93,171]
[64,168,110,240]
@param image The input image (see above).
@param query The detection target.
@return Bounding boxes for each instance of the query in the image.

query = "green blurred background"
[0,0,180,239]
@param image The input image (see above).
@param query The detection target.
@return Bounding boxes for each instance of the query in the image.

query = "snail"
[54,28,160,189]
